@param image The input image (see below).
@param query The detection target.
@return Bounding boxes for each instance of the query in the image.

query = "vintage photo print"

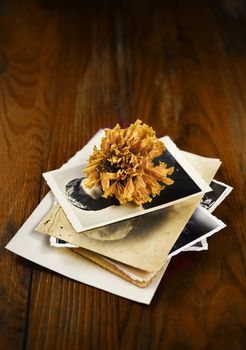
[50,226,209,252]
[50,236,77,248]
[201,179,233,212]
[43,136,211,232]
[168,206,226,259]
[184,238,208,252]
[185,179,232,252]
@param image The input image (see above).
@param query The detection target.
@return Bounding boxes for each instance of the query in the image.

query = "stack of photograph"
[6,124,232,304]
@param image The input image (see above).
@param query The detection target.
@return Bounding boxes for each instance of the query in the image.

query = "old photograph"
[43,137,211,232]
[201,179,233,212]
[168,206,225,258]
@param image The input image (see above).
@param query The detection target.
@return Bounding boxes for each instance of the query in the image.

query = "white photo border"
[43,136,212,232]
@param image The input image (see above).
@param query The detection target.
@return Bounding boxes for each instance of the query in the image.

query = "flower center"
[106,146,140,175]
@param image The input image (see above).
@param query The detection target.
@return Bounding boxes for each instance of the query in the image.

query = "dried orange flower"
[84,120,174,205]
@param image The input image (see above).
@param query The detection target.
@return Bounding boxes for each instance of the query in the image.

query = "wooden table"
[1,0,245,349]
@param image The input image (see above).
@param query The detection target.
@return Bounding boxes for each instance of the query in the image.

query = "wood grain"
[0,0,245,349]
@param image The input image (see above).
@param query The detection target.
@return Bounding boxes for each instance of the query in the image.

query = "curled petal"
[100,172,110,191]
[124,177,135,200]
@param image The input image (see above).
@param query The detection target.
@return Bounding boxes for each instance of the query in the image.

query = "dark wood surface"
[0,0,246,349]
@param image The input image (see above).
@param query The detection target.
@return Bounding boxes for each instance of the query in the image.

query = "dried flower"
[84,120,174,205]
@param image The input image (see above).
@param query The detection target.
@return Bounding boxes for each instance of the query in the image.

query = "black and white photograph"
[43,136,211,233]
[200,179,233,212]
[168,206,226,259]
[184,238,208,252]
[50,236,77,248]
